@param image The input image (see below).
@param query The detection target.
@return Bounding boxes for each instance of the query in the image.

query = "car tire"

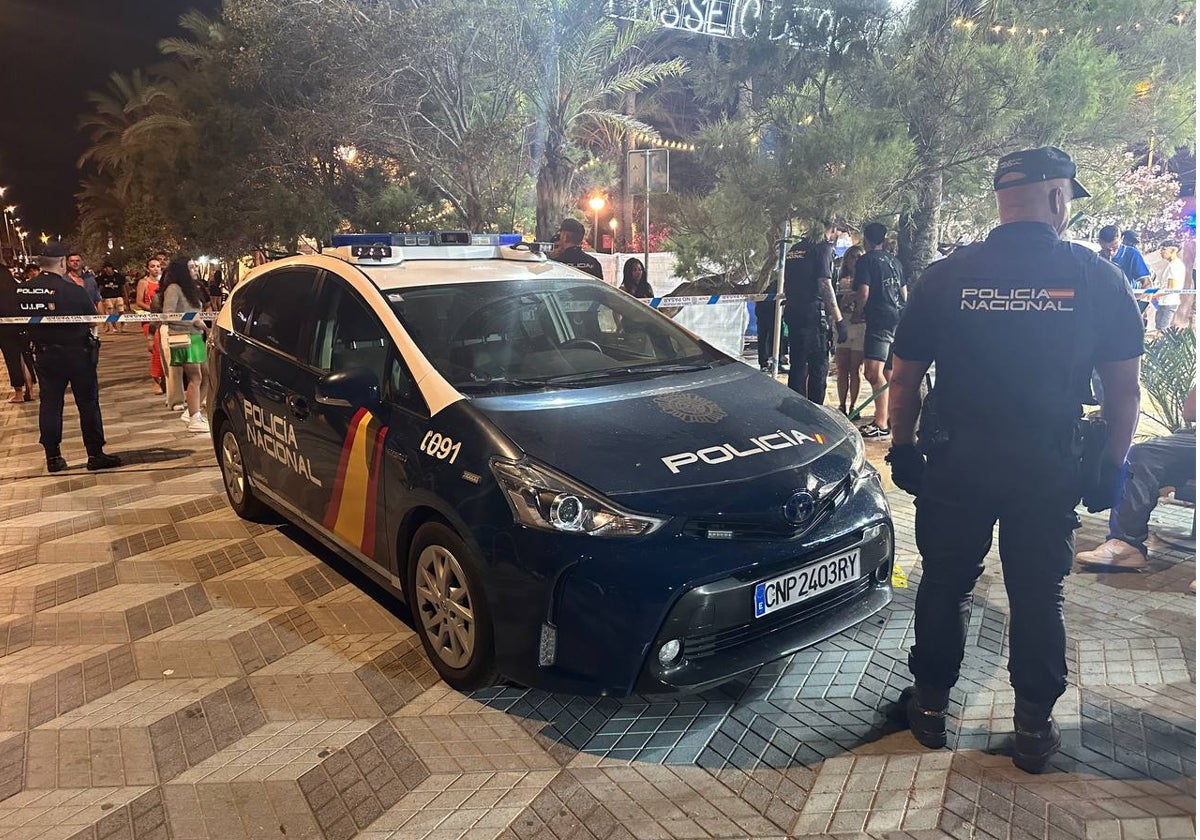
[216,421,271,522]
[407,521,500,691]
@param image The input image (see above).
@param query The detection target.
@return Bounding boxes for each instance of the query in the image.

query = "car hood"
[469,362,858,509]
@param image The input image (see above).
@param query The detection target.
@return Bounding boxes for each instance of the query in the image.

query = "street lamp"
[588,196,605,251]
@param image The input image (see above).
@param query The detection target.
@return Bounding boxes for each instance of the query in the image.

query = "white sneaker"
[1076,539,1147,570]
[180,407,191,423]
[186,413,210,434]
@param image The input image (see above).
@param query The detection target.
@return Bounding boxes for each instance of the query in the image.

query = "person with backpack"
[782,220,847,403]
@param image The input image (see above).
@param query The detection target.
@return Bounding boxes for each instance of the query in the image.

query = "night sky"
[0,0,221,239]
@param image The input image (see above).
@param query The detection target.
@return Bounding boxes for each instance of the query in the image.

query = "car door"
[293,272,429,575]
[239,267,322,508]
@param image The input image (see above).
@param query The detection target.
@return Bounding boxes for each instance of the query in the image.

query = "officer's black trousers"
[910,495,1075,708]
[785,328,829,404]
[34,345,106,457]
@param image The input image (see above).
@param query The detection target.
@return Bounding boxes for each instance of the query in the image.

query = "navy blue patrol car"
[208,232,894,696]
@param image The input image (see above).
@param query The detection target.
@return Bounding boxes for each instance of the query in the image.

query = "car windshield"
[383,278,728,392]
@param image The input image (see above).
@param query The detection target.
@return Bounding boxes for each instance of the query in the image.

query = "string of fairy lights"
[581,11,1191,163]
[951,11,1192,38]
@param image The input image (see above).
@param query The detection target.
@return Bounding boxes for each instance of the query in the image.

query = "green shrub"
[1141,327,1196,432]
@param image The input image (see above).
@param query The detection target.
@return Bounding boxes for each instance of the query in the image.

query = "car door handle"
[260,378,286,400]
[287,395,310,420]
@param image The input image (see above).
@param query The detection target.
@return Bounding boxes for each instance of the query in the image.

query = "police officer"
[782,220,847,403]
[20,243,121,473]
[883,148,1143,773]
[549,218,604,279]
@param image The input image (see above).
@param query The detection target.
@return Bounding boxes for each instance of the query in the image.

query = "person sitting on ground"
[1077,384,1196,571]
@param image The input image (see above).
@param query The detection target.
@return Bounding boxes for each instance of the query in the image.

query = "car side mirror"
[315,367,380,409]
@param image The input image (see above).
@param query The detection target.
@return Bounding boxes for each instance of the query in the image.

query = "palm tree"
[77,69,191,202]
[529,0,686,238]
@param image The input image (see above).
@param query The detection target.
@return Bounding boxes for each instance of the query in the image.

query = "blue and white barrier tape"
[643,292,778,308]
[0,312,216,325]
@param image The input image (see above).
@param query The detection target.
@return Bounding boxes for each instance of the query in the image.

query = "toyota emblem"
[783,490,817,526]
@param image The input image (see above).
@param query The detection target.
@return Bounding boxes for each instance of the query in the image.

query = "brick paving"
[0,332,1193,839]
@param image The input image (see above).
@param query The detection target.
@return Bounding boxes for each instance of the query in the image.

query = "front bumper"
[636,522,892,693]
[488,472,893,696]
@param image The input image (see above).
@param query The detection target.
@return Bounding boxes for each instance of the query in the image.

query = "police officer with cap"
[883,147,1143,773]
[783,220,847,403]
[549,218,604,280]
[21,242,121,473]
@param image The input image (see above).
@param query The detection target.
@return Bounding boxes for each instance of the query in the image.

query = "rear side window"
[245,268,319,358]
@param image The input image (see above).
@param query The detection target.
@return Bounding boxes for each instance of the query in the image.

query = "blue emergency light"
[330,231,524,248]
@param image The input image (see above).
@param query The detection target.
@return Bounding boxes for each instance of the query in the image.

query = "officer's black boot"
[86,452,121,471]
[1012,697,1060,774]
[889,685,949,749]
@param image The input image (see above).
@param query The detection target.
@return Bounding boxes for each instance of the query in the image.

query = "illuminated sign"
[607,0,839,43]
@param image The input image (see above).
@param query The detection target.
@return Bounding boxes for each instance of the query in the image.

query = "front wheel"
[407,522,499,691]
[217,423,271,521]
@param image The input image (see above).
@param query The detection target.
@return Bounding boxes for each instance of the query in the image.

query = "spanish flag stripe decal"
[359,423,389,556]
[330,415,377,548]
[323,407,369,530]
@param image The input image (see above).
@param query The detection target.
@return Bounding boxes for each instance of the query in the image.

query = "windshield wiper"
[541,362,714,384]
[455,376,589,392]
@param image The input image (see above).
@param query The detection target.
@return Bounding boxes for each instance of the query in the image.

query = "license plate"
[753,549,860,618]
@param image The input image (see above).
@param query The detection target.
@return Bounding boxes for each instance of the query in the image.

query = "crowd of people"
[751,216,1191,442]
[0,247,227,440]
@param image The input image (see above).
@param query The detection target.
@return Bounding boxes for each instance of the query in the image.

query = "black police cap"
[558,218,586,237]
[993,146,1090,199]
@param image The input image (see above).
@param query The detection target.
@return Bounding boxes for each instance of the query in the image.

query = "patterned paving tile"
[0,337,1192,839]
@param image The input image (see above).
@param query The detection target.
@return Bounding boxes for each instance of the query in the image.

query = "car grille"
[681,576,873,660]
[680,475,851,541]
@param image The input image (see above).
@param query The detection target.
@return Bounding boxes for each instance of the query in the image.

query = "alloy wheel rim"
[414,544,476,669]
[221,431,245,506]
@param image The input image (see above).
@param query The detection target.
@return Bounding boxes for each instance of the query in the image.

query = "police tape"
[0,312,217,325]
[642,292,779,308]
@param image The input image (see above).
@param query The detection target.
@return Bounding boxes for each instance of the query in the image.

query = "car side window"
[231,284,256,335]
[246,268,319,357]
[310,277,424,412]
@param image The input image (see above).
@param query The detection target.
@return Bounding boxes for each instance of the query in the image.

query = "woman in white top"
[1152,241,1186,332]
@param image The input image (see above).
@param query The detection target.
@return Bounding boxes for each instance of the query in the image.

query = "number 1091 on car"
[754,550,860,618]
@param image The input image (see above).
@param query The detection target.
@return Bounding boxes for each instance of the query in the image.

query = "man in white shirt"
[1152,241,1186,331]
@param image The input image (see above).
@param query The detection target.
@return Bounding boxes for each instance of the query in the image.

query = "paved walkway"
[0,333,1193,840]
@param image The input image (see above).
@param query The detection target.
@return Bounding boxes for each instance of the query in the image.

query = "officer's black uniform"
[553,245,604,280]
[782,238,836,403]
[893,222,1143,712]
[20,268,118,470]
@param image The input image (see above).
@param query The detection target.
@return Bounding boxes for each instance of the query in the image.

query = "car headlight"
[850,433,867,476]
[490,457,666,537]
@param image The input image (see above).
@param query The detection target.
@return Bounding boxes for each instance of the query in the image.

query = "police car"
[208,231,893,696]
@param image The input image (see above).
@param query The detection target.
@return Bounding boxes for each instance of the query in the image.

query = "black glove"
[836,320,848,344]
[886,444,925,497]
[1082,458,1123,513]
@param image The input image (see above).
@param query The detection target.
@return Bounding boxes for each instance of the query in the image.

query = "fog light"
[658,639,682,665]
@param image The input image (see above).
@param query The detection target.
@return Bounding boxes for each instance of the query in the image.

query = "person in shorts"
[853,222,907,437]
[160,257,209,433]
[835,245,866,415]
[97,263,127,333]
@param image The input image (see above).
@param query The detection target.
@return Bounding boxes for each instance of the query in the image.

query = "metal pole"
[770,220,791,378]
[643,153,651,285]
